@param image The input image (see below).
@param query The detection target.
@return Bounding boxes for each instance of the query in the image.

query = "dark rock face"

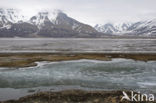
[10,23,38,37]
[0,23,38,37]
[38,27,78,37]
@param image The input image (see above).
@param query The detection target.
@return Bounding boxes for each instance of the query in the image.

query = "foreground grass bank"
[0,90,155,103]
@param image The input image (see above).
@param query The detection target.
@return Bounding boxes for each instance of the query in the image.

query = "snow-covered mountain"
[1,8,156,37]
[30,10,97,34]
[95,22,133,35]
[0,8,98,37]
[128,19,156,36]
[95,20,156,36]
[29,10,59,28]
[0,8,25,29]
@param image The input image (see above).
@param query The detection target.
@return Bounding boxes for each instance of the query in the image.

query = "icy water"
[0,38,156,53]
[0,59,156,101]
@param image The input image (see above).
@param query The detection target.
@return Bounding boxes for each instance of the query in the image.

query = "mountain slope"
[128,20,156,36]
[1,8,156,37]
[95,23,133,35]
[0,9,98,37]
[30,10,97,37]
[0,8,25,29]
[95,20,156,36]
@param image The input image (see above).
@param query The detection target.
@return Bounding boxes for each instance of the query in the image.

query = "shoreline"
[0,53,156,68]
[0,90,156,103]
[0,53,156,103]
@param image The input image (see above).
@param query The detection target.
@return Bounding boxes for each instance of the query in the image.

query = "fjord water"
[0,59,156,100]
[0,38,156,53]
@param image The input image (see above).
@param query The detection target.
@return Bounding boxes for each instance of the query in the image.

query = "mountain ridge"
[0,8,156,37]
[0,8,98,37]
[95,20,156,36]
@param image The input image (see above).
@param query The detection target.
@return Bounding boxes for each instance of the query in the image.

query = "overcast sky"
[0,0,156,26]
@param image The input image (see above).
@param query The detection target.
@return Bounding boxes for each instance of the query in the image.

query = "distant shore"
[0,53,156,68]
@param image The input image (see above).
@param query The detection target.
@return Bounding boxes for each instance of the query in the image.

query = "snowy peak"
[114,23,132,31]
[54,11,71,25]
[30,12,50,27]
[95,19,156,36]
[0,8,26,29]
[30,10,62,27]
[54,11,97,33]
[29,10,97,34]
[95,23,132,34]
[0,8,25,23]
[95,23,117,34]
